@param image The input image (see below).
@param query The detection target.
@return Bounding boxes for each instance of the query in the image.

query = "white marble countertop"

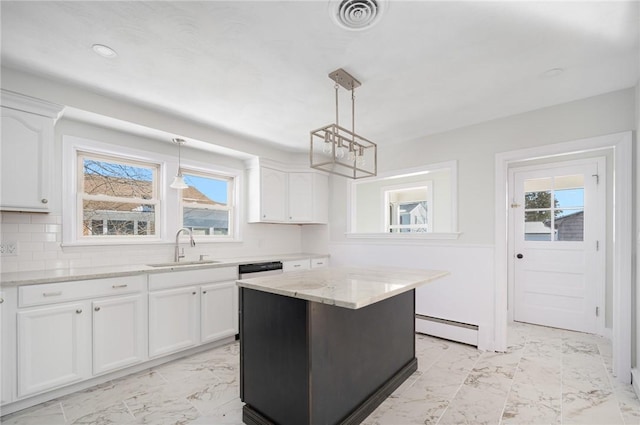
[0,253,328,287]
[236,266,449,309]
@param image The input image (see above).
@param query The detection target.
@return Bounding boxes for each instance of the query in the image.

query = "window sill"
[345,232,462,240]
[61,238,242,248]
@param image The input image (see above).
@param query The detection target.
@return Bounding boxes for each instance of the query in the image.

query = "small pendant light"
[170,138,188,190]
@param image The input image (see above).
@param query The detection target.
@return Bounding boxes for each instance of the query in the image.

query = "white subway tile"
[0,213,31,224]
[31,215,62,224]
[43,242,61,252]
[32,251,58,261]
[19,242,44,252]
[0,224,19,233]
[44,224,61,233]
[18,224,45,233]
[18,261,46,272]
[31,233,58,242]
[68,259,92,268]
[0,262,18,273]
[45,259,70,270]
[2,232,32,242]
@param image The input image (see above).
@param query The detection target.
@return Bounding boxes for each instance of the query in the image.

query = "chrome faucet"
[174,228,195,262]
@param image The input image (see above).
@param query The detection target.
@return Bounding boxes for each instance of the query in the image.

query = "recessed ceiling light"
[92,44,117,58]
[540,68,564,79]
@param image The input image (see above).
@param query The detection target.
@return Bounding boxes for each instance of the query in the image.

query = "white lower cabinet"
[148,286,200,358]
[93,294,146,375]
[201,281,238,343]
[17,301,92,398]
[148,267,239,358]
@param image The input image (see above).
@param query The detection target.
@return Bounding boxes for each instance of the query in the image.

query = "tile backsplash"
[0,211,304,273]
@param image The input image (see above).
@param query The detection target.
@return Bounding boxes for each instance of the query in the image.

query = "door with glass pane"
[512,159,605,333]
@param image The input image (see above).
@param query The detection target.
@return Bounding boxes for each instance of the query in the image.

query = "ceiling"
[1,1,638,153]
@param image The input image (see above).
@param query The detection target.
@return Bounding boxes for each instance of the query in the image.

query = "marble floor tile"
[3,322,639,425]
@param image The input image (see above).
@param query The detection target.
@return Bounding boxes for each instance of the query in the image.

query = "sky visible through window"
[184,174,227,204]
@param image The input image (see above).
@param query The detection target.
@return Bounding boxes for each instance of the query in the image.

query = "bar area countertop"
[236,266,449,309]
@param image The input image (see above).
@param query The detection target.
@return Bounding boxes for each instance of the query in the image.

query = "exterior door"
[511,159,605,333]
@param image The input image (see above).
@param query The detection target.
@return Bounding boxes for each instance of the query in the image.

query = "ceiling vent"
[330,0,386,31]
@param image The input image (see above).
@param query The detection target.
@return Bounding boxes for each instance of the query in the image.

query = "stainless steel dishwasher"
[238,261,283,279]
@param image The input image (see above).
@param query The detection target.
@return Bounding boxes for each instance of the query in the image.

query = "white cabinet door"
[17,302,91,397]
[312,173,329,224]
[0,108,53,212]
[260,167,286,222]
[288,173,313,222]
[148,287,199,358]
[93,294,146,375]
[0,289,15,405]
[201,281,238,343]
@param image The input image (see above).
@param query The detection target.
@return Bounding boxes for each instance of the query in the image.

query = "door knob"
[516,253,524,259]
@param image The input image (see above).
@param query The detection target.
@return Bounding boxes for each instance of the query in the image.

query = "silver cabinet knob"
[94,307,101,312]
[192,291,197,295]
[41,198,48,204]
[0,298,4,304]
[76,309,82,314]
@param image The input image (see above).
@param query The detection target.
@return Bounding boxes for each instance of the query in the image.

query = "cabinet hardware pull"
[76,309,82,314]
[41,198,48,204]
[0,298,4,304]
[203,291,207,294]
[294,264,300,267]
[317,262,324,265]
[43,291,62,297]
[192,292,197,295]
[94,307,101,312]
[112,284,128,289]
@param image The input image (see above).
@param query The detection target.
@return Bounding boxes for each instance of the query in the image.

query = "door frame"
[507,157,607,335]
[494,131,632,383]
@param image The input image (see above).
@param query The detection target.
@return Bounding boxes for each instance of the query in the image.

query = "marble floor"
[2,322,640,425]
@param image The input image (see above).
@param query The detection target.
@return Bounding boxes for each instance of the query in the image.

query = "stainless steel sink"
[146,260,222,268]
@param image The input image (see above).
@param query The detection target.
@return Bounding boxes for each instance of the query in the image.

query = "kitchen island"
[236,267,449,425]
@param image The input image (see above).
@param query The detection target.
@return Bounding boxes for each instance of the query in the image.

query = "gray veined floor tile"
[3,323,640,425]
[501,381,561,425]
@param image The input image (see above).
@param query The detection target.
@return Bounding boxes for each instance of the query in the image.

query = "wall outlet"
[0,241,18,256]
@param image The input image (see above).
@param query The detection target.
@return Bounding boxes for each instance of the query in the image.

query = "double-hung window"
[78,151,160,239]
[180,170,235,237]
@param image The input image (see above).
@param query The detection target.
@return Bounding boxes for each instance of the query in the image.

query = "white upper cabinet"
[247,159,328,224]
[0,90,63,212]
[260,167,287,222]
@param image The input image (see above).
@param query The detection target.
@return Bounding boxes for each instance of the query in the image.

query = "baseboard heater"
[415,314,479,347]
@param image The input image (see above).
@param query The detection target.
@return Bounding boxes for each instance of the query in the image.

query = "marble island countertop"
[236,266,449,309]
[0,253,327,287]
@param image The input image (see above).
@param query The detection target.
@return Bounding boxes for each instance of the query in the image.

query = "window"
[181,170,235,238]
[523,174,585,241]
[79,152,159,239]
[349,161,458,238]
[385,186,430,233]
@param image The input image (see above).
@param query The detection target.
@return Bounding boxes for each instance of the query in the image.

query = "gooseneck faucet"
[174,228,195,262]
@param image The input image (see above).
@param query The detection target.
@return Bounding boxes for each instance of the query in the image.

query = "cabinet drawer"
[283,259,311,272]
[148,267,237,291]
[19,276,146,308]
[311,257,329,268]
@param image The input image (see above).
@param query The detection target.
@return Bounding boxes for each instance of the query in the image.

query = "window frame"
[62,135,243,246]
[178,165,239,241]
[77,151,161,240]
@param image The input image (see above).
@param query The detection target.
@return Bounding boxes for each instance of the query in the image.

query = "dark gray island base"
[239,287,416,425]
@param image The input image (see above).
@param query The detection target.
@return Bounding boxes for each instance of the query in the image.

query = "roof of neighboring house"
[525,222,552,234]
[83,174,223,212]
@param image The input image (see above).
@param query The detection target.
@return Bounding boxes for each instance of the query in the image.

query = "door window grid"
[523,174,584,241]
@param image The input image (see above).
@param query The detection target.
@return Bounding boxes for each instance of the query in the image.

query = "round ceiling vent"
[330,0,386,31]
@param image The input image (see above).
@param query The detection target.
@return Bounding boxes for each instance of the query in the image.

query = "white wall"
[0,70,310,273]
[328,88,636,351]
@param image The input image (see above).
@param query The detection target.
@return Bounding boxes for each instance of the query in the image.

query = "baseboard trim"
[242,358,418,425]
[631,368,640,399]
